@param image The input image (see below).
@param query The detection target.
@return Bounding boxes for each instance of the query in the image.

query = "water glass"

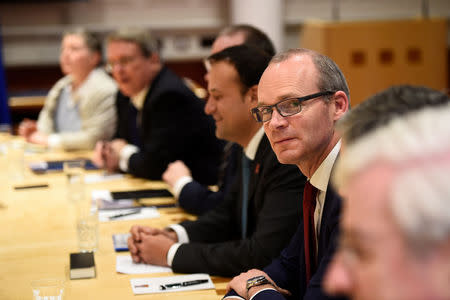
[76,198,99,252]
[63,160,85,203]
[31,278,64,300]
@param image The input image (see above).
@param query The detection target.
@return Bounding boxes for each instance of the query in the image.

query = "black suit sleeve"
[127,90,221,184]
[171,156,304,277]
[178,181,227,215]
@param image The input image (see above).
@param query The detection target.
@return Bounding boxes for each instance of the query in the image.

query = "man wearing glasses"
[92,28,223,185]
[225,48,350,300]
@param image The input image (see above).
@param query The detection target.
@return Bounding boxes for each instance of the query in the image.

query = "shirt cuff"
[119,144,139,172]
[47,134,62,149]
[172,176,193,199]
[168,224,189,244]
[167,242,182,267]
[249,287,279,300]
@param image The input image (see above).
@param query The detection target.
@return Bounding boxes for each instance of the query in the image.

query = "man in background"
[163,24,276,215]
[127,45,305,277]
[324,86,450,300]
[92,27,222,184]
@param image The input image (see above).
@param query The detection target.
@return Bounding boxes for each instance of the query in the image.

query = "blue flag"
[0,25,11,125]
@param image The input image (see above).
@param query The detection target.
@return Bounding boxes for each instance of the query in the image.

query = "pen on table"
[134,284,149,288]
[108,209,141,220]
[159,279,209,290]
[14,184,49,190]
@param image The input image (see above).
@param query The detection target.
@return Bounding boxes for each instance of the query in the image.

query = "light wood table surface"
[0,144,229,299]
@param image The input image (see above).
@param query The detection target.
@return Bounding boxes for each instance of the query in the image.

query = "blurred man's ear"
[247,85,258,105]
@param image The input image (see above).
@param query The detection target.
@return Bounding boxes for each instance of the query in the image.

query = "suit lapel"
[248,135,269,202]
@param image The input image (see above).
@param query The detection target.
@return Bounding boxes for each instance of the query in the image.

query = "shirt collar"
[244,126,264,160]
[130,85,150,110]
[310,140,341,193]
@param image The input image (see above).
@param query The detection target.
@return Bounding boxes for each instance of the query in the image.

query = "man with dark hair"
[226,48,350,300]
[127,45,305,277]
[92,28,222,184]
[163,24,275,215]
[211,24,276,56]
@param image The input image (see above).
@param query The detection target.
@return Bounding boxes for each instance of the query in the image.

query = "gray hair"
[333,103,450,255]
[63,27,102,54]
[106,27,159,57]
[337,85,450,146]
[270,48,350,101]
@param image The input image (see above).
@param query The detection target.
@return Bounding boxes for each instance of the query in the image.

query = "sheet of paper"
[85,173,124,184]
[98,207,160,222]
[116,255,171,274]
[130,273,214,294]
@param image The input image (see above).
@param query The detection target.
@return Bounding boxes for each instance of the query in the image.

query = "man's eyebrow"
[258,93,300,106]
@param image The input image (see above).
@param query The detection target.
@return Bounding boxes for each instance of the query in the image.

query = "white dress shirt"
[309,140,341,251]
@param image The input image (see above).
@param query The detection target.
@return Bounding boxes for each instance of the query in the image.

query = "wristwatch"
[246,275,272,293]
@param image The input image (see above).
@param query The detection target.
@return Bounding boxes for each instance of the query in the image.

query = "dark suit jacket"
[171,135,306,277]
[252,183,346,300]
[178,142,240,215]
[114,66,223,185]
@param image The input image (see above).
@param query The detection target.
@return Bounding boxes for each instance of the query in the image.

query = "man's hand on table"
[128,225,178,266]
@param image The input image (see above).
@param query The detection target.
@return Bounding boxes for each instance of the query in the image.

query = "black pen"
[109,209,141,220]
[14,184,49,190]
[160,279,209,290]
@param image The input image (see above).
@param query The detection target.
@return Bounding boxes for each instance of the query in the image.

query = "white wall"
[1,0,449,66]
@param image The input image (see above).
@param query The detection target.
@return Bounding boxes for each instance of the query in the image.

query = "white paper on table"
[98,207,160,222]
[130,273,214,295]
[116,255,172,274]
[85,173,124,184]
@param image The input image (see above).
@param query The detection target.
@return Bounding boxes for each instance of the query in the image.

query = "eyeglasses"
[251,91,336,122]
[105,55,139,72]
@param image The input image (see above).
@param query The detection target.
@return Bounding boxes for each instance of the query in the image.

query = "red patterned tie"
[303,180,318,284]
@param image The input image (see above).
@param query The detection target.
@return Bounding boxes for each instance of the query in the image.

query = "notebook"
[70,252,96,279]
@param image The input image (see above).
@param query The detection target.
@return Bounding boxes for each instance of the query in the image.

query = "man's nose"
[323,253,353,297]
[204,97,215,115]
[266,108,288,129]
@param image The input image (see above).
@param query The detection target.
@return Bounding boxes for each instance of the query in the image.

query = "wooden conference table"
[0,142,229,299]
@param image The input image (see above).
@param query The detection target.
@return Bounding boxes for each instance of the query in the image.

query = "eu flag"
[0,25,11,125]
